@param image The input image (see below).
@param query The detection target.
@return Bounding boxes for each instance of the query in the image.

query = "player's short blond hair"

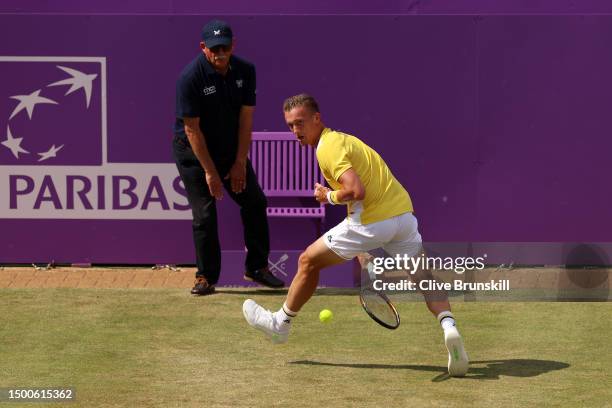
[282,94,320,114]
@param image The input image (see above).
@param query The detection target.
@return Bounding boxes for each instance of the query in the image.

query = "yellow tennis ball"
[319,309,333,323]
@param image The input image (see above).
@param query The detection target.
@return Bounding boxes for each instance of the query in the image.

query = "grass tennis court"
[0,288,609,407]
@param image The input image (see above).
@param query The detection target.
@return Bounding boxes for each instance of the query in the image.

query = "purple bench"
[250,132,325,227]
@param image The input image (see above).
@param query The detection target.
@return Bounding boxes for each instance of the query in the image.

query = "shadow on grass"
[289,359,570,381]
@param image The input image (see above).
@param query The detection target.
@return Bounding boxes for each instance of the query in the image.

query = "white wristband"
[326,191,336,205]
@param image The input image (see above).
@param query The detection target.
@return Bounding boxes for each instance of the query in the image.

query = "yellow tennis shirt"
[316,128,413,225]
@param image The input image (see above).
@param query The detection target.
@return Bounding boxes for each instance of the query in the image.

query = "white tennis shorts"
[322,212,423,260]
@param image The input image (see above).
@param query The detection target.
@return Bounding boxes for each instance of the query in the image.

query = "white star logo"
[1,126,30,159]
[214,29,221,36]
[9,89,58,120]
[37,144,64,162]
[48,65,98,108]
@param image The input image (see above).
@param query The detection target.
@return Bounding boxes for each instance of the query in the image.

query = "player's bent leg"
[382,213,469,376]
[242,237,345,344]
[410,267,469,375]
[285,237,346,312]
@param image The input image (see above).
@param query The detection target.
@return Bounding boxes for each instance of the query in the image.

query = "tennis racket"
[359,287,400,330]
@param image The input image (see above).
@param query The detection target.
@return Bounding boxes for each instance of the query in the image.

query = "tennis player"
[242,94,469,376]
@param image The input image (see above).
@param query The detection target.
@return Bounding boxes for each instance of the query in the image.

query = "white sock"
[275,302,297,326]
[437,311,456,331]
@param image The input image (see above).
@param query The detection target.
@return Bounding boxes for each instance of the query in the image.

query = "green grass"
[0,289,610,407]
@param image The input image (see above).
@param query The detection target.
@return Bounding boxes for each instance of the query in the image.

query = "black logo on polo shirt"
[203,85,216,96]
[327,235,333,243]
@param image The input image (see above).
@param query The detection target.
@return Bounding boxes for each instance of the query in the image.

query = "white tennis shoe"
[242,299,289,344]
[444,326,469,377]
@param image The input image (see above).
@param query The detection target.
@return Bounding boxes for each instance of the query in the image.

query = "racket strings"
[361,289,400,329]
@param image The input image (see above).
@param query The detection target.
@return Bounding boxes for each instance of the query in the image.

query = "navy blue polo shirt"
[174,53,256,163]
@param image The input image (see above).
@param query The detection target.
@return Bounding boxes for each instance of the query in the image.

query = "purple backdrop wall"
[1,14,611,271]
[3,0,612,14]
